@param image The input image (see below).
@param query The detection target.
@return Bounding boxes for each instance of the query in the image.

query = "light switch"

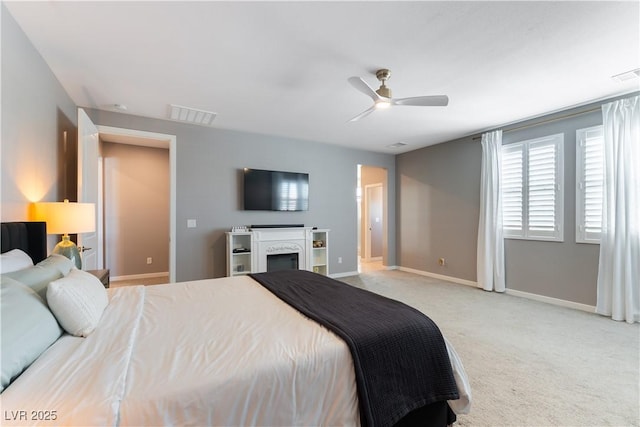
[187,219,197,228]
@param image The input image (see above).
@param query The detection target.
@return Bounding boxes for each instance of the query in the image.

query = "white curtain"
[596,95,640,324]
[477,130,505,292]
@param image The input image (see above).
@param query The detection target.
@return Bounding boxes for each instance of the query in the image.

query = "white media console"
[226,227,329,277]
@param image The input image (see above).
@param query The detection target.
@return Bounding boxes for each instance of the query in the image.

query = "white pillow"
[47,269,109,337]
[0,249,34,274]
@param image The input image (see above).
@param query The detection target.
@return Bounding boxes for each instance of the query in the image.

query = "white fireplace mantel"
[253,227,312,273]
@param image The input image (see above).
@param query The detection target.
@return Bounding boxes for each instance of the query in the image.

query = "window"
[501,133,564,241]
[576,126,604,243]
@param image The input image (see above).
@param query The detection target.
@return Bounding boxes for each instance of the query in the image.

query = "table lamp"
[34,199,96,269]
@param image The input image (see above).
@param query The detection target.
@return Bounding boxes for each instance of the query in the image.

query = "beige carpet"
[339,269,640,427]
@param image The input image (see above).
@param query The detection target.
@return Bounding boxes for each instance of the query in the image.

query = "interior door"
[366,184,383,260]
[77,108,101,270]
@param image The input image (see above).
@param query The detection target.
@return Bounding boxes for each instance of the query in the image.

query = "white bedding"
[1,276,470,426]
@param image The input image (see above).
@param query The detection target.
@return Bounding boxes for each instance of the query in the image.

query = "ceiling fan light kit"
[348,68,449,122]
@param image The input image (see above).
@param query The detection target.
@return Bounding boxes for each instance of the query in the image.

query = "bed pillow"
[0,249,34,274]
[35,254,74,276]
[47,269,109,337]
[0,276,63,392]
[2,261,65,301]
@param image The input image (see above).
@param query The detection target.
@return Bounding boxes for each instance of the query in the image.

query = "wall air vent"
[169,104,217,126]
[387,142,408,149]
[611,68,640,82]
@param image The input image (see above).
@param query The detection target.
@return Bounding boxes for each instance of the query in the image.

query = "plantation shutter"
[501,134,563,241]
[502,144,524,237]
[527,139,560,239]
[576,126,604,243]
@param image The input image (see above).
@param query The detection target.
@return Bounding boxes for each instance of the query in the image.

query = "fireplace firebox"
[267,253,299,272]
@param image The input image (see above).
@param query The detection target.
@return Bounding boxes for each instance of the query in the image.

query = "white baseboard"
[359,256,383,263]
[505,288,596,313]
[111,271,169,282]
[396,266,596,314]
[330,270,359,279]
[397,266,478,288]
[333,266,397,277]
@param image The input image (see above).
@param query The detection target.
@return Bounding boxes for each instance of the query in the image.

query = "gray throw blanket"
[250,270,459,427]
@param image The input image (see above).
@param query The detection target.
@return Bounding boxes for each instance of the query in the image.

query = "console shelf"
[311,230,329,276]
[226,232,253,276]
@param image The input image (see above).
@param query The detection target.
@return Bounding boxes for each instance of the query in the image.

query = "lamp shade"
[34,200,95,234]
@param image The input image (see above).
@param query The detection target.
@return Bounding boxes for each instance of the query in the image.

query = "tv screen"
[243,168,309,211]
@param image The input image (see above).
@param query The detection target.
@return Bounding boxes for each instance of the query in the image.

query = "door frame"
[363,183,383,262]
[77,108,100,270]
[96,125,177,283]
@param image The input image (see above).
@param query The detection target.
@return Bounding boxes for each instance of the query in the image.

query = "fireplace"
[254,228,310,273]
[227,226,329,276]
[267,253,299,272]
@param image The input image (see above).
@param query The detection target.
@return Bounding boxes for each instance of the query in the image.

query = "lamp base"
[52,235,82,269]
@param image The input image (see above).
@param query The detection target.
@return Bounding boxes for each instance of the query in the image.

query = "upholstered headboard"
[1,222,48,264]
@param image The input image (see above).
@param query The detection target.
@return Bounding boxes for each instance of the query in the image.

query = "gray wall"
[102,142,170,277]
[397,136,481,281]
[1,5,77,251]
[85,109,396,281]
[397,95,637,306]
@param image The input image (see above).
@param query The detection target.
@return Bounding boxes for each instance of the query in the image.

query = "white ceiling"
[5,1,639,153]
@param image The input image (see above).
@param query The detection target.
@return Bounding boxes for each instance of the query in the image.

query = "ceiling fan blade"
[393,95,449,107]
[348,106,376,122]
[348,76,381,102]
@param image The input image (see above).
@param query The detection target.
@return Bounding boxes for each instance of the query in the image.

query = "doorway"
[357,165,388,273]
[81,120,177,283]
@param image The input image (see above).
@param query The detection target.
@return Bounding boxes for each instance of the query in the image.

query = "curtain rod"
[471,106,601,140]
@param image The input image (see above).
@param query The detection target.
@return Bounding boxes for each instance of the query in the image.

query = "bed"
[0,221,470,426]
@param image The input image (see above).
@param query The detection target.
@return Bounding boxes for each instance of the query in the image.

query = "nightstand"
[87,269,110,288]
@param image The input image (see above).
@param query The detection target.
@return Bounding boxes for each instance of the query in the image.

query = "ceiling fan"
[347,69,449,122]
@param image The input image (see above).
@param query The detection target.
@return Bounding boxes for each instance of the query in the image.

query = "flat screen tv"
[243,168,309,211]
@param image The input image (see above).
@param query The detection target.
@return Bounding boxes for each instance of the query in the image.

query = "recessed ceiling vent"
[169,104,217,126]
[387,142,408,149]
[612,68,640,82]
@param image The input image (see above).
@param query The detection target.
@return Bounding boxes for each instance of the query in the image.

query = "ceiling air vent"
[169,104,217,126]
[611,68,640,82]
[387,142,408,149]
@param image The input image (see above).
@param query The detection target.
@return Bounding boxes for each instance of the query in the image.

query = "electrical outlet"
[338,257,343,264]
[147,257,153,265]
[438,258,445,266]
